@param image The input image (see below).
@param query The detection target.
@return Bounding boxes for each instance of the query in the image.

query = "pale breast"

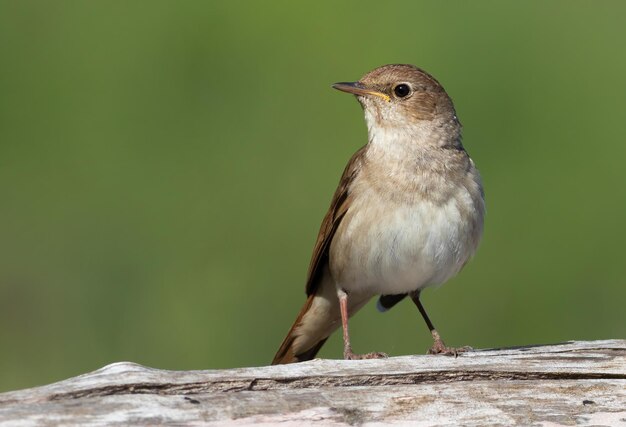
[329,170,484,295]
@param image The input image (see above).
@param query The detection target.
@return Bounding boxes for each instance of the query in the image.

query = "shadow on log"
[0,340,625,426]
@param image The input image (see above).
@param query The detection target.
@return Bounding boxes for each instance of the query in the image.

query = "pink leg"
[338,289,387,360]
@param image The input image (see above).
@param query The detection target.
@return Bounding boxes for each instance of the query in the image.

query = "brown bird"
[272,64,485,364]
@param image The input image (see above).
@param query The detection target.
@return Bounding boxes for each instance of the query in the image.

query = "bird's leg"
[410,291,472,357]
[337,289,387,360]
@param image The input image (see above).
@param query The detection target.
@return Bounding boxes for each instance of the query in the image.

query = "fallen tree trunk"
[0,339,624,426]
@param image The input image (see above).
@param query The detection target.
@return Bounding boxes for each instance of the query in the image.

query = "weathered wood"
[0,340,624,426]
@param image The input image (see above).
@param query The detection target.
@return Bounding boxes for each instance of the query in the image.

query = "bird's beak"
[332,82,391,102]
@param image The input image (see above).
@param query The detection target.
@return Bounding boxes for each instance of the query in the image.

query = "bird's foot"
[344,350,388,360]
[426,330,473,357]
[428,338,473,357]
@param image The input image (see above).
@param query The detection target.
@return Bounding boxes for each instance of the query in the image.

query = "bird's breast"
[329,173,483,295]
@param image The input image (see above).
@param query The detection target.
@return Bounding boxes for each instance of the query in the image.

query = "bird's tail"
[272,295,328,364]
[272,277,345,365]
[272,278,371,365]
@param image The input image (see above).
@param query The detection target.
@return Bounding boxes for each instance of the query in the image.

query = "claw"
[428,339,473,357]
[345,351,388,360]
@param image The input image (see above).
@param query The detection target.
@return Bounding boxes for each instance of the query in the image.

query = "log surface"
[1,339,625,426]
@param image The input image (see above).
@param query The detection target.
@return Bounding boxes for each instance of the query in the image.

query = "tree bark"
[1,339,624,426]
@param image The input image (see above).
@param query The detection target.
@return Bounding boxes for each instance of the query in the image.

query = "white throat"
[363,105,460,155]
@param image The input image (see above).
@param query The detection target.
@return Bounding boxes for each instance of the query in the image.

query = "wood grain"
[1,340,624,426]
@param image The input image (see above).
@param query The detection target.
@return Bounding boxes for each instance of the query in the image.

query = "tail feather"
[272,275,344,365]
[272,275,371,365]
[272,295,313,364]
[272,295,329,364]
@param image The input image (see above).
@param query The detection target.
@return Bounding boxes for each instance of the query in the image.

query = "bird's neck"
[360,116,469,203]
[365,114,463,162]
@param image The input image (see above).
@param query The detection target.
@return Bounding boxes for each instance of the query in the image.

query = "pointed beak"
[332,82,391,102]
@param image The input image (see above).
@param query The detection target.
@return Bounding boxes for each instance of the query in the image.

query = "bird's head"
[333,64,459,141]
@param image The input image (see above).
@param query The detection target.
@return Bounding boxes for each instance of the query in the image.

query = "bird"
[272,64,485,364]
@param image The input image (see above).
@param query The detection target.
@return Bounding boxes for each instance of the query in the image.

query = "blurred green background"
[1,1,625,392]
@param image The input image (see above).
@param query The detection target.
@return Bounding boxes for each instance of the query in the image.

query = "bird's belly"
[329,193,480,295]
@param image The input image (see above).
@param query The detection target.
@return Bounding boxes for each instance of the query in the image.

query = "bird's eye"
[393,84,411,98]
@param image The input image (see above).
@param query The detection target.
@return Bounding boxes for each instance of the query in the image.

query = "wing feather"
[305,146,366,295]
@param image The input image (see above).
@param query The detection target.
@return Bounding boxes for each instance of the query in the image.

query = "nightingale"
[272,64,485,364]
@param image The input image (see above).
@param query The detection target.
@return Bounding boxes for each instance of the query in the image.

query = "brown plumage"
[272,64,485,364]
[272,147,365,364]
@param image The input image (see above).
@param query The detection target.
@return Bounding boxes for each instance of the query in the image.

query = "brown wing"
[305,145,366,295]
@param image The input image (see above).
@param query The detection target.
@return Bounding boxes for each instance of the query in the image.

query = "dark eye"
[393,84,411,98]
